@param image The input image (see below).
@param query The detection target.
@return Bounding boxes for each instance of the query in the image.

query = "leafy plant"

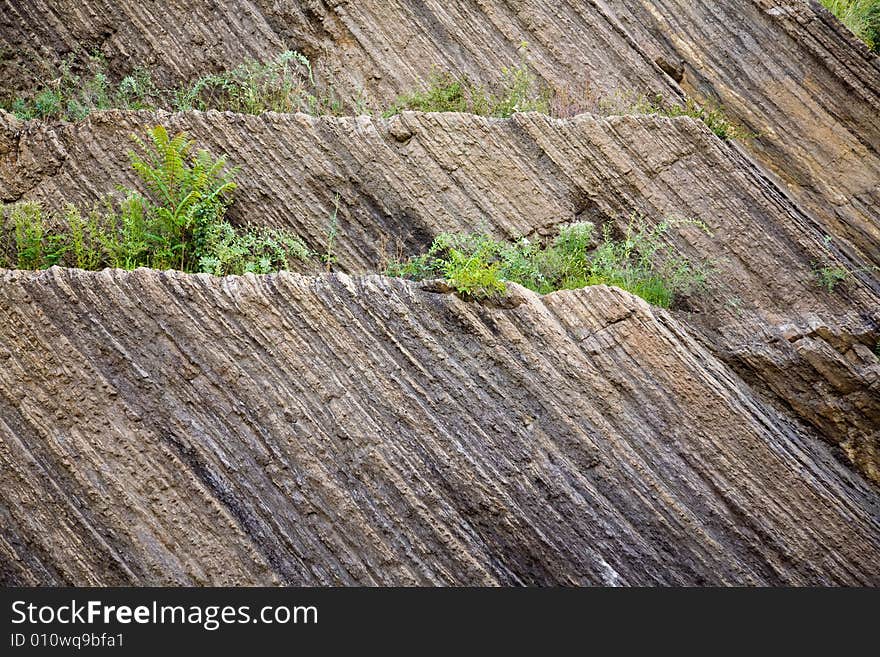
[820,0,880,51]
[388,216,710,307]
[198,222,312,275]
[128,125,237,270]
[0,127,314,275]
[383,70,470,117]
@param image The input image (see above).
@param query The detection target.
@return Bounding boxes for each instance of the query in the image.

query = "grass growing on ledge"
[0,126,313,274]
[387,217,710,307]
[2,47,754,145]
[1,51,351,122]
[820,0,880,51]
[627,94,754,141]
[382,44,551,118]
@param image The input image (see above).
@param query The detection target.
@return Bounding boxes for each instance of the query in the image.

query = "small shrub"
[387,216,710,307]
[2,57,139,121]
[384,70,470,117]
[10,202,46,269]
[815,264,851,292]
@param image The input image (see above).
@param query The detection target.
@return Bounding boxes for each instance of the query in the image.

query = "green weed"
[629,94,753,141]
[0,127,314,275]
[388,216,710,307]
[821,0,880,51]
[383,44,550,118]
[128,125,237,270]
[198,222,312,276]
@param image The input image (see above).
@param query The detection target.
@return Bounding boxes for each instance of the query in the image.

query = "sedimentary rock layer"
[1,268,878,585]
[1,0,878,587]
[3,0,878,266]
[2,110,877,481]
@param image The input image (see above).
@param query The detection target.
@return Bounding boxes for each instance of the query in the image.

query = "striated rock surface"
[2,0,878,267]
[1,110,877,482]
[0,0,878,586]
[1,268,878,585]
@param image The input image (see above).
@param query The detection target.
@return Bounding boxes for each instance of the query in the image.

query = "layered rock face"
[3,0,877,265]
[2,269,878,585]
[0,0,878,585]
[3,110,877,483]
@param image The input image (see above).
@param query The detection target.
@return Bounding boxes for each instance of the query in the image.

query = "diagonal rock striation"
[2,109,877,482]
[1,268,878,585]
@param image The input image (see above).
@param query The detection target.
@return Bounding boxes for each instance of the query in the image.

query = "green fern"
[128,125,237,270]
[1,126,314,276]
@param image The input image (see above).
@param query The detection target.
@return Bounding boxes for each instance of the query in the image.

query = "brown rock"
[1,269,877,585]
[2,110,876,482]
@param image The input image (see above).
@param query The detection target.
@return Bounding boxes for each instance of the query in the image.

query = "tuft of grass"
[629,94,753,141]
[0,126,314,275]
[387,216,710,307]
[1,51,347,121]
[812,235,879,292]
[820,0,880,51]
[383,43,550,118]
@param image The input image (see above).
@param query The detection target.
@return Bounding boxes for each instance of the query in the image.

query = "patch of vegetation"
[2,51,347,121]
[815,264,851,292]
[0,126,313,275]
[628,94,754,141]
[820,0,880,51]
[3,56,162,121]
[812,235,879,292]
[175,51,344,115]
[387,217,710,307]
[383,44,550,118]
